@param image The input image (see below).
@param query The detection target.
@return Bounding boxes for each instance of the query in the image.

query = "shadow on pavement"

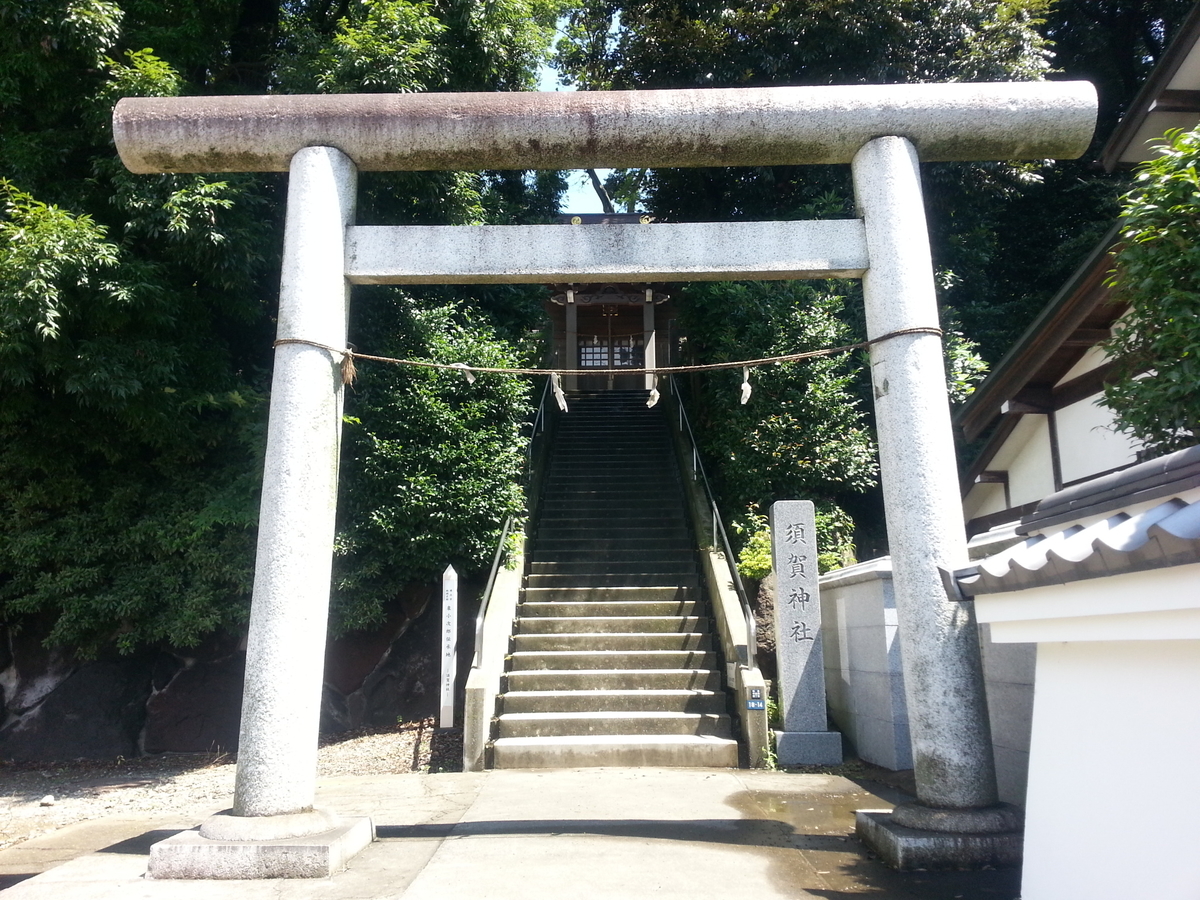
[98,829,184,855]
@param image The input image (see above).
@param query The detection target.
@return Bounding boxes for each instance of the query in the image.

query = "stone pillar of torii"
[113,83,1096,878]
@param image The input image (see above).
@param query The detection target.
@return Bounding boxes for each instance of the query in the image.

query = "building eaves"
[1102,2,1200,171]
[956,444,1200,596]
[954,223,1123,445]
[1019,444,1200,533]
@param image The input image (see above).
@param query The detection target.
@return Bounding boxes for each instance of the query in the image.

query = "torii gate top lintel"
[114,81,1096,175]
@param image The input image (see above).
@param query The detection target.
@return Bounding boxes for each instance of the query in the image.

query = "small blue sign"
[747,699,766,710]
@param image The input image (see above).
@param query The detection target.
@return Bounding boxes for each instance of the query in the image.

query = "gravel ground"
[0,719,463,851]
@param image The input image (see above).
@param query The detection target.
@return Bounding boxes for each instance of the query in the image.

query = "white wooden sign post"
[440,565,458,729]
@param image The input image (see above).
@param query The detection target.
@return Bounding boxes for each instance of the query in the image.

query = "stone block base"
[774,730,843,766]
[856,810,1022,870]
[147,816,375,879]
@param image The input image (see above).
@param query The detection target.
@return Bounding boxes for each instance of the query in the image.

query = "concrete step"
[517,600,706,618]
[552,435,666,442]
[551,446,666,454]
[527,561,695,576]
[550,454,670,461]
[496,711,732,739]
[512,632,712,652]
[533,519,687,530]
[532,527,690,539]
[535,508,683,520]
[547,458,673,469]
[535,525,686,540]
[538,494,677,505]
[549,454,671,463]
[491,734,739,768]
[504,668,723,692]
[549,439,669,448]
[540,486,679,497]
[522,585,696,603]
[516,616,708,634]
[540,500,678,510]
[525,573,699,588]
[557,420,661,427]
[552,435,669,444]
[536,508,680,519]
[499,689,727,714]
[529,553,694,565]
[531,538,693,554]
[543,475,678,486]
[530,549,696,564]
[539,494,679,505]
[507,649,718,670]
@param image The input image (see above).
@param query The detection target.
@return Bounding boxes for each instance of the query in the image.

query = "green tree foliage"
[554,0,1194,562]
[559,0,1054,91]
[1103,127,1200,455]
[675,280,877,558]
[0,0,562,654]
[735,504,857,581]
[556,0,1187,363]
[334,293,538,632]
[559,3,1049,555]
[1046,0,1195,137]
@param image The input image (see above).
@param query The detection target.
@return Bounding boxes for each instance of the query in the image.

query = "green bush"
[734,504,858,582]
[736,523,773,581]
[333,291,536,634]
[1104,127,1200,455]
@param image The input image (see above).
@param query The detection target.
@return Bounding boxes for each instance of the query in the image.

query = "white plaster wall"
[1020,639,1200,900]
[962,481,1006,523]
[997,415,1056,507]
[1056,343,1108,383]
[821,559,1034,805]
[819,561,912,771]
[1055,392,1139,484]
[977,624,1034,806]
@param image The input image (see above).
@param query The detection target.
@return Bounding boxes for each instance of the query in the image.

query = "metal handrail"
[471,376,552,669]
[471,514,514,669]
[667,376,758,669]
[525,376,551,477]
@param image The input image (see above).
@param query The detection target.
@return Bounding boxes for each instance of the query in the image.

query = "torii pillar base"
[856,811,1022,871]
[148,810,375,879]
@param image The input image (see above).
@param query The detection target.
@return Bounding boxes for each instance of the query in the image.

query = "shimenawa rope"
[272,326,944,387]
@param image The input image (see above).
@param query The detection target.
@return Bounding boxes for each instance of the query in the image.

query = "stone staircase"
[491,390,739,767]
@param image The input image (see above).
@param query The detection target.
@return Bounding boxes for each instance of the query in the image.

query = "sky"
[536,62,612,214]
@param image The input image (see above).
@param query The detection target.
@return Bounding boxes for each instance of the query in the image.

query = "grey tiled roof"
[1018,443,1200,534]
[957,496,1200,596]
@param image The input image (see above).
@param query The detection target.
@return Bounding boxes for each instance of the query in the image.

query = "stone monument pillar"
[769,500,842,765]
[850,136,1021,868]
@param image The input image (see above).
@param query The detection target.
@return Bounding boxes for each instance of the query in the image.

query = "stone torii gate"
[113,82,1096,878]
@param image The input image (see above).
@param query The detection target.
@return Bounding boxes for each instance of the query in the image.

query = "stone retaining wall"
[0,580,477,762]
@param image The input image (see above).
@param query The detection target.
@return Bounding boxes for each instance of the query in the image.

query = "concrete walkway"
[0,768,1019,899]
